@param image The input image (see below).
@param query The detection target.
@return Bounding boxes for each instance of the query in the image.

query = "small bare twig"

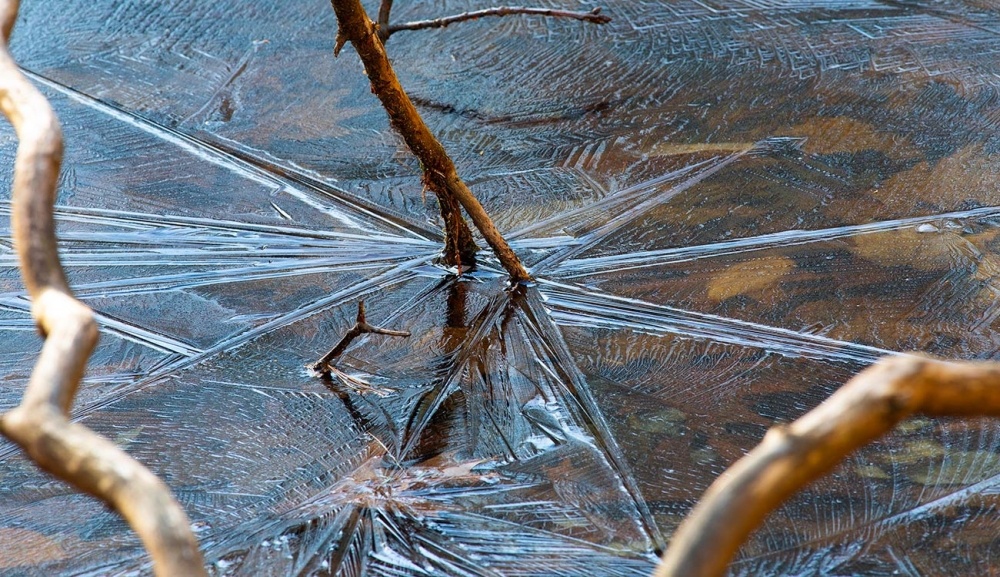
[0,1,205,575]
[376,0,394,41]
[656,355,1000,577]
[385,6,611,39]
[330,0,532,282]
[312,301,410,374]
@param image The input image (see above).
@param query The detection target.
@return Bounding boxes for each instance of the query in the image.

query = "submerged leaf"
[707,255,796,301]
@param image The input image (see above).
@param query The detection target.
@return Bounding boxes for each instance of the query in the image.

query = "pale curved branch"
[384,6,611,39]
[656,355,1000,577]
[0,1,206,575]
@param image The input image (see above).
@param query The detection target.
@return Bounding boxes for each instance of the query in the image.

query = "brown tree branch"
[330,0,532,282]
[385,6,611,39]
[312,301,410,374]
[656,355,1000,577]
[0,1,206,575]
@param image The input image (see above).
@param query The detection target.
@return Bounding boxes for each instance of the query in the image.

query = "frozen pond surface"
[2,0,1000,574]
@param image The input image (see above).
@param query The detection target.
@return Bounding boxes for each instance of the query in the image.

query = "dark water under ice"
[2,0,1000,574]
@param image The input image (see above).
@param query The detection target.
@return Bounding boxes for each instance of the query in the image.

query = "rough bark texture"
[330,0,532,282]
[657,355,1000,577]
[0,2,206,575]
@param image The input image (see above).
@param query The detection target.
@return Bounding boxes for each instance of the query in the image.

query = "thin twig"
[312,301,410,374]
[330,0,532,282]
[0,1,206,575]
[656,355,1000,577]
[386,6,610,39]
[377,0,394,42]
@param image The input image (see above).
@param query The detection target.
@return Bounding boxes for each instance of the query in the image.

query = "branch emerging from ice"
[657,355,1000,577]
[0,1,205,575]
[330,0,532,282]
[383,6,611,40]
[312,301,410,374]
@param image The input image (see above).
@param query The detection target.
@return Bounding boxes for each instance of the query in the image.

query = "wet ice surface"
[1,0,1000,574]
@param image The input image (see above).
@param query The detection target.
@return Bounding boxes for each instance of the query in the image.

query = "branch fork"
[331,0,573,283]
[312,301,410,375]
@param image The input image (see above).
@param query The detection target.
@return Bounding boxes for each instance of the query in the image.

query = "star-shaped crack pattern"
[4,1,1000,575]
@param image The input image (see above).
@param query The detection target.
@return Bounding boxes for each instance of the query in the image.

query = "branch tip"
[334,29,348,56]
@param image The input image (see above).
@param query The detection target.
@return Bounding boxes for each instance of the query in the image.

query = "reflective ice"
[2,1,1000,575]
